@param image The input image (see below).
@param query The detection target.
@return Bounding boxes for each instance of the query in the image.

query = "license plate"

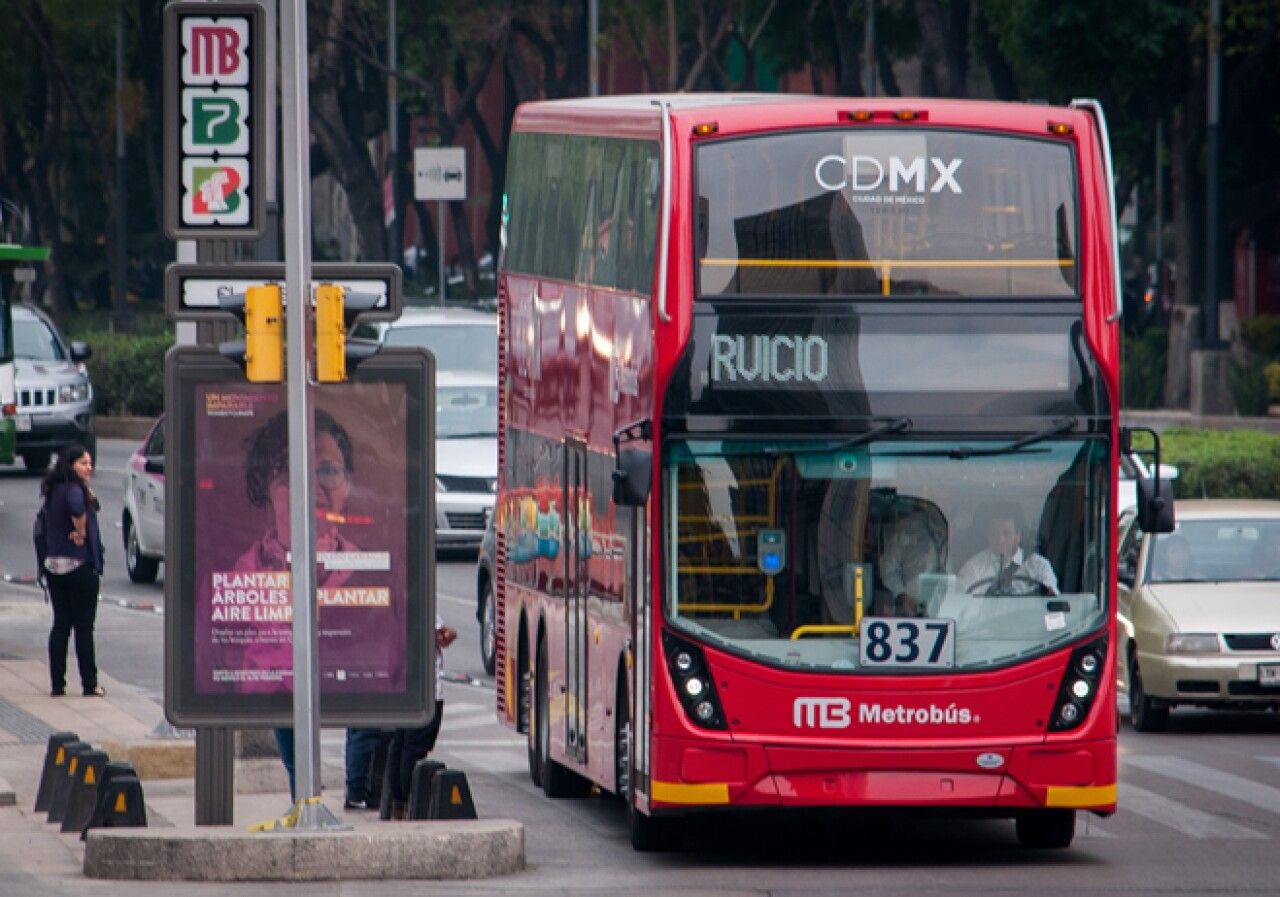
[859,617,956,669]
[15,414,31,432]
[1259,664,1280,686]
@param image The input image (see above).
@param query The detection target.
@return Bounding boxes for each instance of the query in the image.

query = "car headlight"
[59,382,90,403]
[1165,633,1221,654]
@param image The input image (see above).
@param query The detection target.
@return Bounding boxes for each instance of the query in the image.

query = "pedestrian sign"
[164,2,266,239]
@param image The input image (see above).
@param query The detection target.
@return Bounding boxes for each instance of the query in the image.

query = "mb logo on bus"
[794,697,852,729]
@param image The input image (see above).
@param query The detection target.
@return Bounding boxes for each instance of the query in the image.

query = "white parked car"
[359,305,498,552]
[122,416,165,583]
[13,304,95,472]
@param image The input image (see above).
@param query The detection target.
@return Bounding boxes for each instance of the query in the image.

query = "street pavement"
[0,579,525,893]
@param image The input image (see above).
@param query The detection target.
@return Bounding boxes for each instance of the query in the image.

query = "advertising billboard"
[165,347,434,726]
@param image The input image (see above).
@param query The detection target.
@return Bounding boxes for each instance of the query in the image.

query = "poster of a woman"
[192,383,409,696]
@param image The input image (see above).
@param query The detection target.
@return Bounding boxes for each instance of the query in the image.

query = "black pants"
[386,699,445,803]
[47,564,100,693]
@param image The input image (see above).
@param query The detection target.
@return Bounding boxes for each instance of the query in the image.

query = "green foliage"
[82,330,173,417]
[1239,315,1280,356]
[1121,327,1168,409]
[1161,427,1280,499]
[1229,358,1272,416]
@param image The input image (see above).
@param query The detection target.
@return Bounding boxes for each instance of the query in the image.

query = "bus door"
[564,438,589,763]
[625,487,652,798]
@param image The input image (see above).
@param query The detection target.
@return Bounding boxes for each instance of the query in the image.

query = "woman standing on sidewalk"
[41,445,105,698]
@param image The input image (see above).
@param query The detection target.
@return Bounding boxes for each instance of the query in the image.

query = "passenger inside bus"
[875,501,948,616]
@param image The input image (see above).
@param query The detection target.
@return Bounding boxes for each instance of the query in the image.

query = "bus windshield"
[666,437,1108,672]
[697,130,1078,298]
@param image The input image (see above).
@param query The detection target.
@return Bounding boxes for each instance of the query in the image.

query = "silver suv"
[12,304,94,471]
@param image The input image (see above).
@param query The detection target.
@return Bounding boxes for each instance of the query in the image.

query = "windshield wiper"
[946,417,1078,460]
[778,417,913,456]
[441,431,498,440]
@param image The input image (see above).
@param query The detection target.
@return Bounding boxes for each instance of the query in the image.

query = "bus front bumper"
[648,736,1116,815]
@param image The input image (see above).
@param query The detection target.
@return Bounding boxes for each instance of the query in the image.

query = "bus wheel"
[1128,655,1169,733]
[1015,809,1075,849]
[616,678,680,851]
[536,637,590,799]
[523,634,541,788]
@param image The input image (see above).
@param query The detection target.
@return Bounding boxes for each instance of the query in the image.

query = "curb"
[84,820,526,881]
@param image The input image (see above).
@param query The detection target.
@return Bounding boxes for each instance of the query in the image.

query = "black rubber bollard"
[426,769,478,820]
[61,749,109,833]
[406,759,446,820]
[82,775,147,833]
[33,732,79,813]
[46,740,90,824]
[80,762,138,841]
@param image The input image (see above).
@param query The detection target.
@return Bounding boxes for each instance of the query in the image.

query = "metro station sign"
[163,1,267,239]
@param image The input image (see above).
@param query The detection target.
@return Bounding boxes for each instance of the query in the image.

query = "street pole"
[1154,118,1164,309]
[588,0,599,97]
[113,9,131,332]
[1203,0,1222,345]
[387,0,398,263]
[863,0,876,97]
[438,200,446,301]
[280,0,342,830]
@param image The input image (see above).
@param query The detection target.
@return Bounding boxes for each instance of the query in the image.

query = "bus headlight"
[662,631,726,730]
[1048,636,1105,733]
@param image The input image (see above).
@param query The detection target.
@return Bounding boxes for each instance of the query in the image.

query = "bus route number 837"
[858,617,956,669]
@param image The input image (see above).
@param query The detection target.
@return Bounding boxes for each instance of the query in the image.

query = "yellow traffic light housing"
[315,283,346,383]
[243,284,283,382]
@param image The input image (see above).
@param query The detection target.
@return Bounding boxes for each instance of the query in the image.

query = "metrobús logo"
[793,697,979,729]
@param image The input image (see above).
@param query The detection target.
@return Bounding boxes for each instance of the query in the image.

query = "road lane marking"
[1126,755,1280,818]
[1119,782,1265,839]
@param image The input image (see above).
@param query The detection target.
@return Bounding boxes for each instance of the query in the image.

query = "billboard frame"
[163,346,435,727]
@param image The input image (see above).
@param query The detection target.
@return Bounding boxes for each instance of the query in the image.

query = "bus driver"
[956,503,1059,596]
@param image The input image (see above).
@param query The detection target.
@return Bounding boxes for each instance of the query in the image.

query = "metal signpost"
[413,147,466,300]
[161,1,433,833]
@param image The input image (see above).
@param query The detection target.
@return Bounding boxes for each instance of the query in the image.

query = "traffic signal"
[313,282,381,383]
[217,284,284,383]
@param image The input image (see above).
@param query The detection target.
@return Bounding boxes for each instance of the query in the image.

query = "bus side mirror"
[613,448,652,507]
[1137,476,1175,534]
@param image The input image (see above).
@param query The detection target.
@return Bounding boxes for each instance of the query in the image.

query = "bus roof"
[512,93,1099,142]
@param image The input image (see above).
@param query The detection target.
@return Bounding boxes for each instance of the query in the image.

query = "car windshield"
[13,318,64,361]
[384,323,497,374]
[666,437,1109,672]
[1150,519,1280,583]
[436,385,497,439]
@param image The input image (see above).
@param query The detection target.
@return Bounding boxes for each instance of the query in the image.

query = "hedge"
[83,330,173,417]
[1160,427,1280,500]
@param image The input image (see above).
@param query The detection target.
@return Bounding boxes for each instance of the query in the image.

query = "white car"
[12,304,95,472]
[360,305,498,552]
[122,416,165,583]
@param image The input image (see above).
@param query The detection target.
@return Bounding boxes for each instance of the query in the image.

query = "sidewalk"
[0,586,523,884]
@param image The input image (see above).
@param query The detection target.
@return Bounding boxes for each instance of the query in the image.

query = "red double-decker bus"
[493,94,1167,850]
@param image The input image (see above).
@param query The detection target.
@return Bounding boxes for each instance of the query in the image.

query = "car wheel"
[1128,654,1169,733]
[1015,809,1075,849]
[124,518,160,584]
[479,579,497,676]
[21,451,51,474]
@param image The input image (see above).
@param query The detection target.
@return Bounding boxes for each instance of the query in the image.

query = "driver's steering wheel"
[965,573,1053,597]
